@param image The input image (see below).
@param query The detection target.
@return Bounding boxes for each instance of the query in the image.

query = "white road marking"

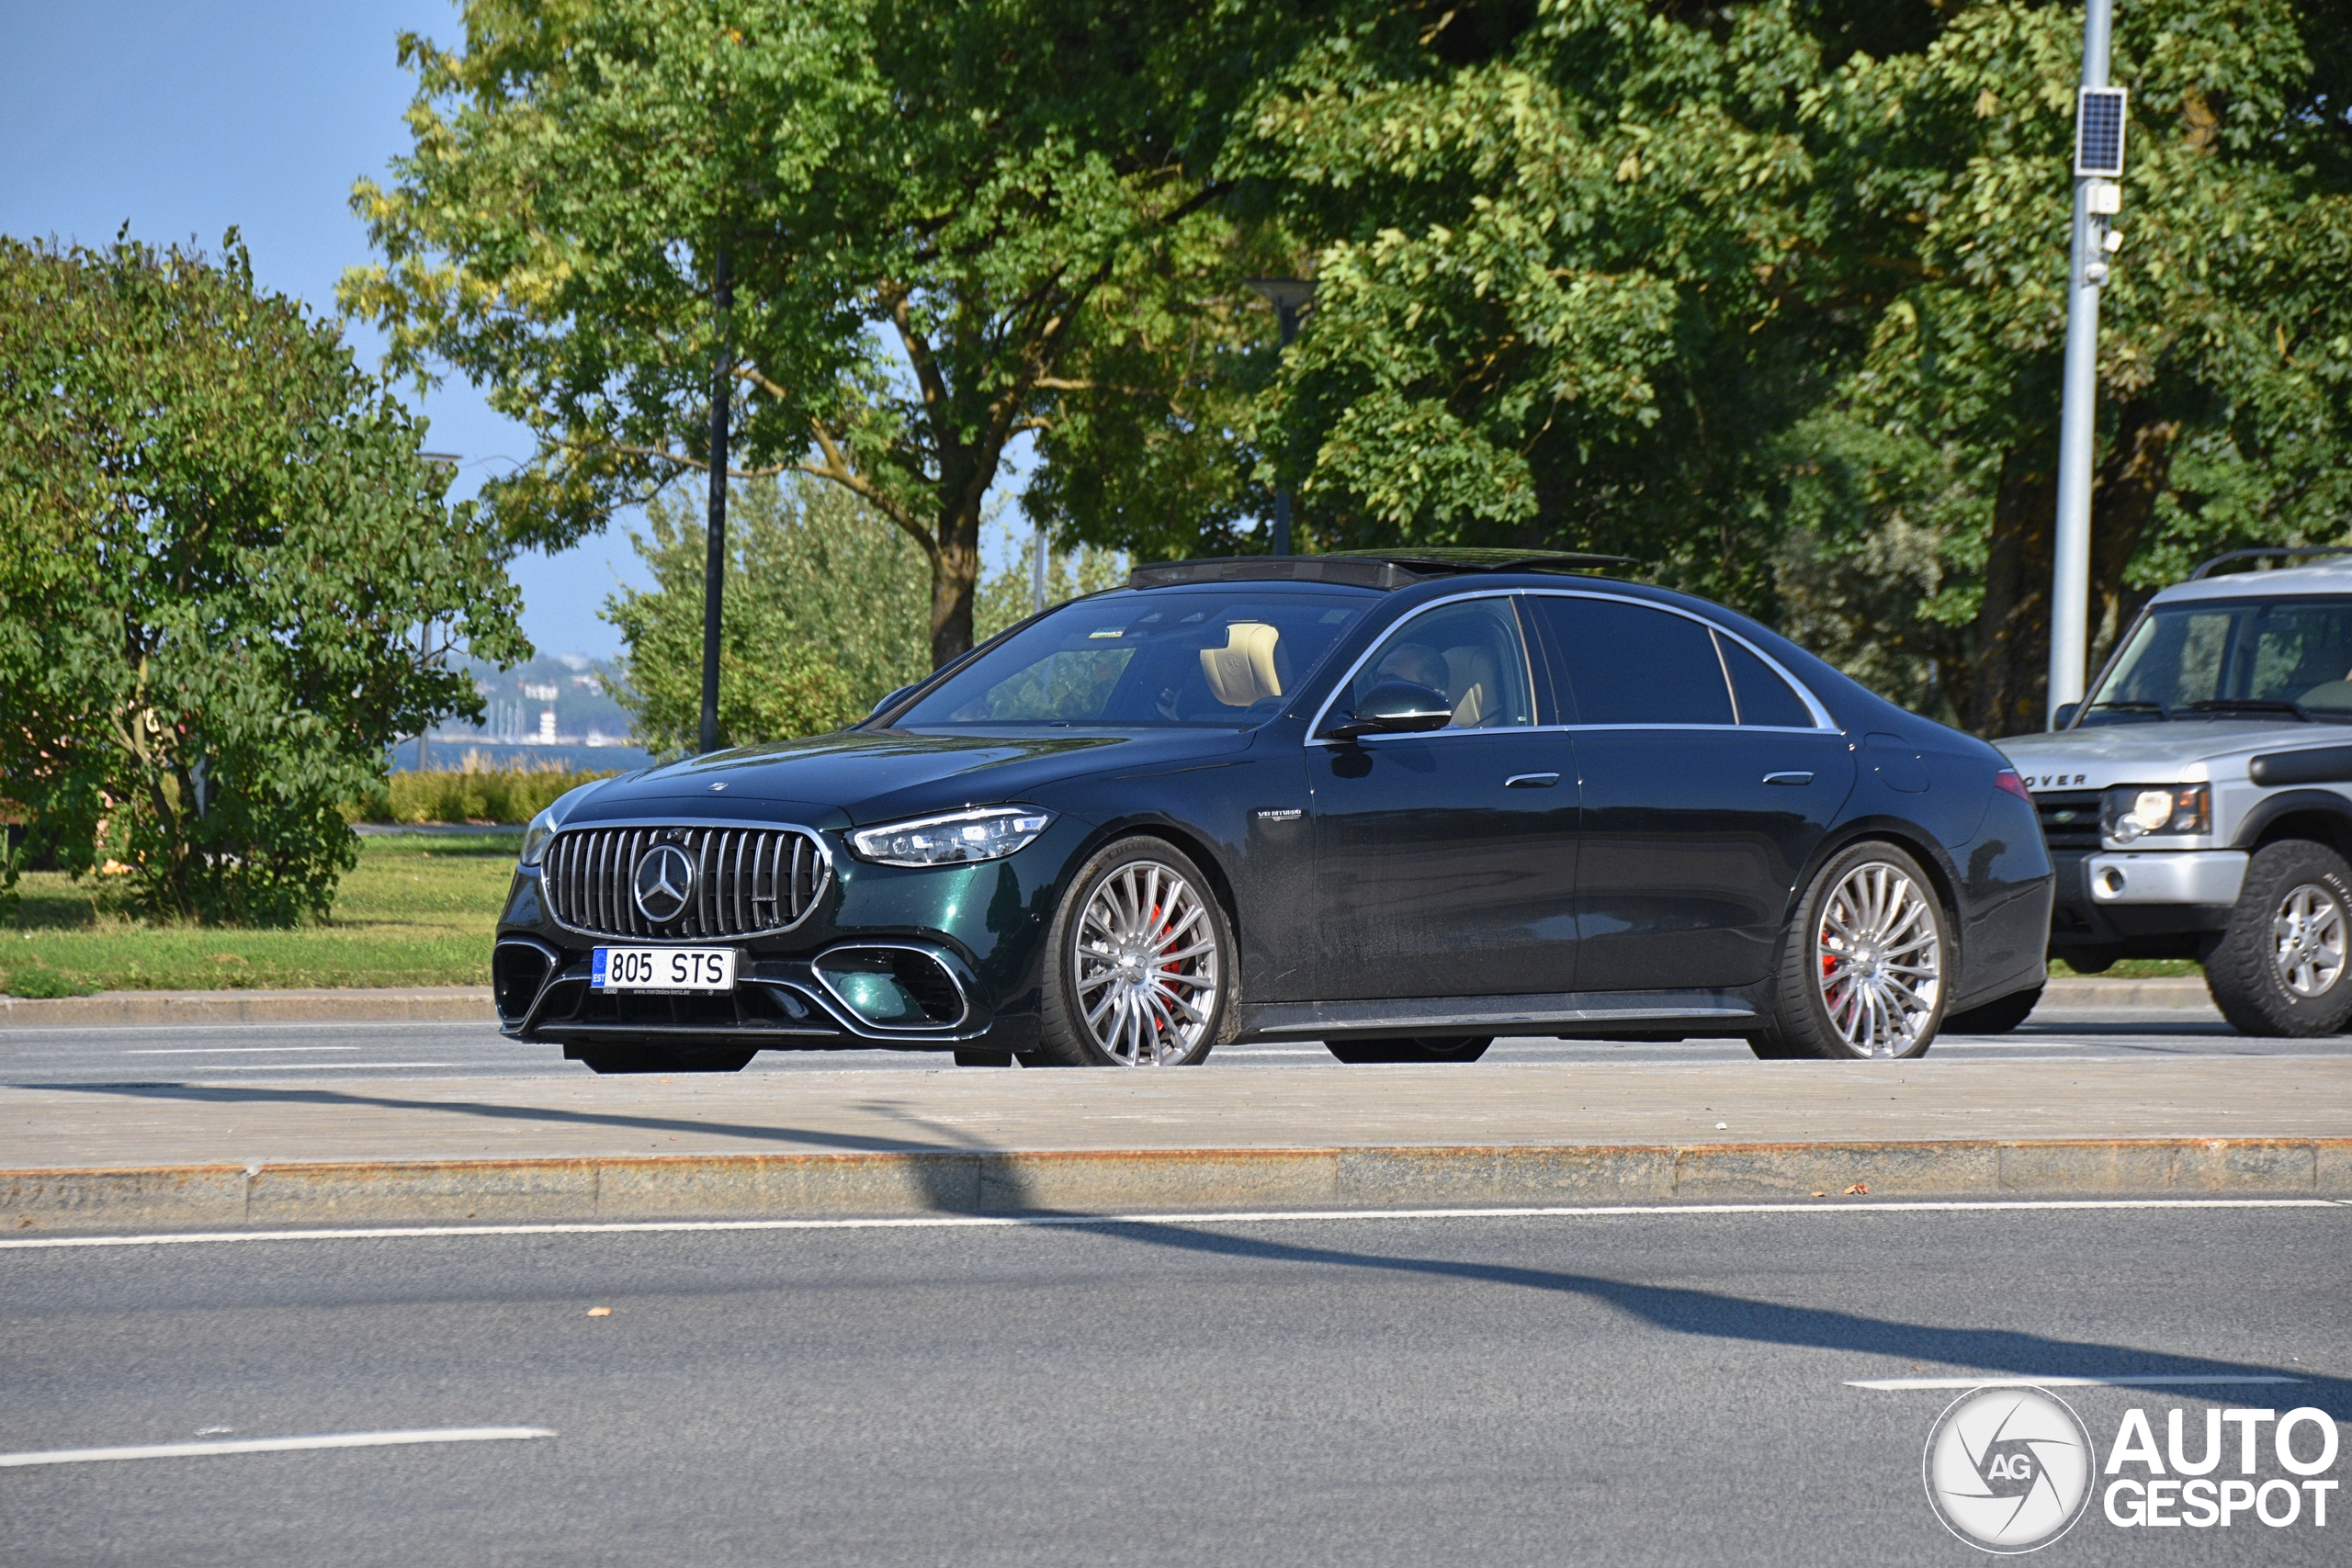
[1848,1375,2304,1391]
[87,1062,464,1073]
[0,1427,554,1468]
[3,1198,2341,1251]
[123,1046,365,1055]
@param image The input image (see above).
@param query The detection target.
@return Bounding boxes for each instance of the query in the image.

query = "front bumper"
[2083,849,2247,906]
[2047,848,2238,957]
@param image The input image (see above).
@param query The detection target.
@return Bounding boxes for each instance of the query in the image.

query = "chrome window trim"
[1303,588,1543,745]
[540,818,835,940]
[1305,585,1838,743]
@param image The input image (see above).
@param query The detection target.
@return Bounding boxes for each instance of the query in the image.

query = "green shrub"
[349,763,618,825]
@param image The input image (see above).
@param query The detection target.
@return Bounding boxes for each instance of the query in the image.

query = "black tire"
[2203,840,2352,1037]
[1031,836,1233,1067]
[1750,840,1952,1060]
[574,1045,757,1075]
[1325,1036,1493,1064]
[1942,985,2044,1035]
[952,1048,1017,1067]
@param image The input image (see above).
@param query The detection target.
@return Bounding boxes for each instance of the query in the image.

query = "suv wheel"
[1031,837,1232,1066]
[2204,840,2352,1037]
[1749,841,1950,1060]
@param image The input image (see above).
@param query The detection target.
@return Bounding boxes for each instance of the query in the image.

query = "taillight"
[1994,768,2032,803]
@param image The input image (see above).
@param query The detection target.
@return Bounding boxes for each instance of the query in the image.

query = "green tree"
[345,0,1295,670]
[604,477,931,754]
[0,234,524,922]
[1233,0,2352,734]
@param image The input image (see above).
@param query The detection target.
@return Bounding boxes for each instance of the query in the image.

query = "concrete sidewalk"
[6,1055,2347,1233]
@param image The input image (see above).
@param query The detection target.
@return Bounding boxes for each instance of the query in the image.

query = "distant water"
[390,739,661,774]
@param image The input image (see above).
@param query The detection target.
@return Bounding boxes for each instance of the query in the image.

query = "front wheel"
[1749,841,1950,1060]
[1326,1037,1493,1064]
[1030,836,1233,1066]
[2203,840,2352,1037]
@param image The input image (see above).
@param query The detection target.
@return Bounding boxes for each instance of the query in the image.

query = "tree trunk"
[929,497,983,669]
[2085,405,2181,678]
[1951,443,2057,738]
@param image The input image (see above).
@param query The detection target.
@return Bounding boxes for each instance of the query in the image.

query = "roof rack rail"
[1125,548,1634,592]
[2188,547,2352,581]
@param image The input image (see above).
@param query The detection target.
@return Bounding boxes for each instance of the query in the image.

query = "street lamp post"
[1245,277,1317,557]
[699,249,733,755]
[2049,1,2127,727]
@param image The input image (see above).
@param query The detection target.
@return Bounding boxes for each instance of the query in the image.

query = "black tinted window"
[1532,596,1734,726]
[1719,637,1815,727]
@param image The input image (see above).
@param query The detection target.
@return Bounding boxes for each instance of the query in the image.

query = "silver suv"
[1996,549,2352,1036]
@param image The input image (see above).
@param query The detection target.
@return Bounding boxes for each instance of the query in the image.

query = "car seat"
[1442,645,1502,728]
[1200,622,1283,707]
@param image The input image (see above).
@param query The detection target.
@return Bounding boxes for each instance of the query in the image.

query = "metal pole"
[1272,301,1300,556]
[2049,0,2113,727]
[699,249,732,755]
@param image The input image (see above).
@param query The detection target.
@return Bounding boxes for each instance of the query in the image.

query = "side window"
[1347,596,1535,729]
[1532,596,1734,727]
[1718,637,1817,728]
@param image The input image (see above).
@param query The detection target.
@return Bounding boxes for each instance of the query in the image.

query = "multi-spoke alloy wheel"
[2270,883,2346,998]
[1750,841,1950,1061]
[1033,839,1230,1067]
[1815,860,1943,1057]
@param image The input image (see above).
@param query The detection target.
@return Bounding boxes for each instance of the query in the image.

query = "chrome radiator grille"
[544,825,829,939]
[2032,789,2103,852]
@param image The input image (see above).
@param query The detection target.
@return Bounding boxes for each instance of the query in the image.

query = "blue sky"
[0,0,655,660]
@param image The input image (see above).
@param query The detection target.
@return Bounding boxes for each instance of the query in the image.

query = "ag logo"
[1923,1386,2098,1553]
[632,843,696,923]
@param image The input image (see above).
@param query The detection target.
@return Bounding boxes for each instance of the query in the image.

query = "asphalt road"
[2,1203,2345,1566]
[0,1005,2342,1086]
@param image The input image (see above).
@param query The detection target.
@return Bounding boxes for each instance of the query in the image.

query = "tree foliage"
[345,0,1294,670]
[0,234,524,922]
[1234,0,2352,734]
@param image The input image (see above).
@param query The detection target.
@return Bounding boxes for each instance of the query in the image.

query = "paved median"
[5,1053,2346,1234]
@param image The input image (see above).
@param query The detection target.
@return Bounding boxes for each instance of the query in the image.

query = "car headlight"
[520,807,560,866]
[2101,784,2210,843]
[848,807,1054,866]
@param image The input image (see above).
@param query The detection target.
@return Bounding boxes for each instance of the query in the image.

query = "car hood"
[559,728,1257,828]
[1996,719,2346,788]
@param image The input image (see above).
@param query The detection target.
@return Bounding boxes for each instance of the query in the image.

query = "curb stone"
[4,1136,2344,1235]
[0,987,494,1028]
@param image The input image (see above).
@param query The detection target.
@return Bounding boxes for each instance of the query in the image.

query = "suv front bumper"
[2083,849,2248,906]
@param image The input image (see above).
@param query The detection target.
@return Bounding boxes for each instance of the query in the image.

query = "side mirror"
[1324,680,1455,743]
[2052,702,2079,731]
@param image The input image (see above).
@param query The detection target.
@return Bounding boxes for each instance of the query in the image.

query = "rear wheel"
[1942,985,2043,1035]
[1031,837,1232,1067]
[573,1045,757,1075]
[1325,1036,1493,1064]
[1749,841,1950,1060]
[2204,840,2352,1037]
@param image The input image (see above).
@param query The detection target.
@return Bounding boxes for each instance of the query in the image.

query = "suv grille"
[2032,789,2104,852]
[545,825,829,939]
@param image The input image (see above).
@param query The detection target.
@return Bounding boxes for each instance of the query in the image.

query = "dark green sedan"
[492,552,2051,1070]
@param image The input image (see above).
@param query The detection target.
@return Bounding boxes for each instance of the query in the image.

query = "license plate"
[592,947,737,993]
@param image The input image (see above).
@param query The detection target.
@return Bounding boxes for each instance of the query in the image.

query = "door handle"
[1763,771,1814,786]
[1504,773,1561,789]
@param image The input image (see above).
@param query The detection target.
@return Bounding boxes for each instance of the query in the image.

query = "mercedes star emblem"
[632,843,696,923]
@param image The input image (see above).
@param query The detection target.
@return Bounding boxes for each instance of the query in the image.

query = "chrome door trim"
[1519,587,1839,730]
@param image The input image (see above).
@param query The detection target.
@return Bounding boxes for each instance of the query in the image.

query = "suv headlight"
[519,779,605,866]
[2101,784,2210,843]
[849,807,1054,866]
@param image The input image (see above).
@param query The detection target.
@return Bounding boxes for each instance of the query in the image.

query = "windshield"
[889,584,1375,728]
[2083,598,2352,726]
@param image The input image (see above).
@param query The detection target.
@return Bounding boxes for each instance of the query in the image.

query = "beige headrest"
[1200,622,1283,707]
[1443,645,1498,728]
